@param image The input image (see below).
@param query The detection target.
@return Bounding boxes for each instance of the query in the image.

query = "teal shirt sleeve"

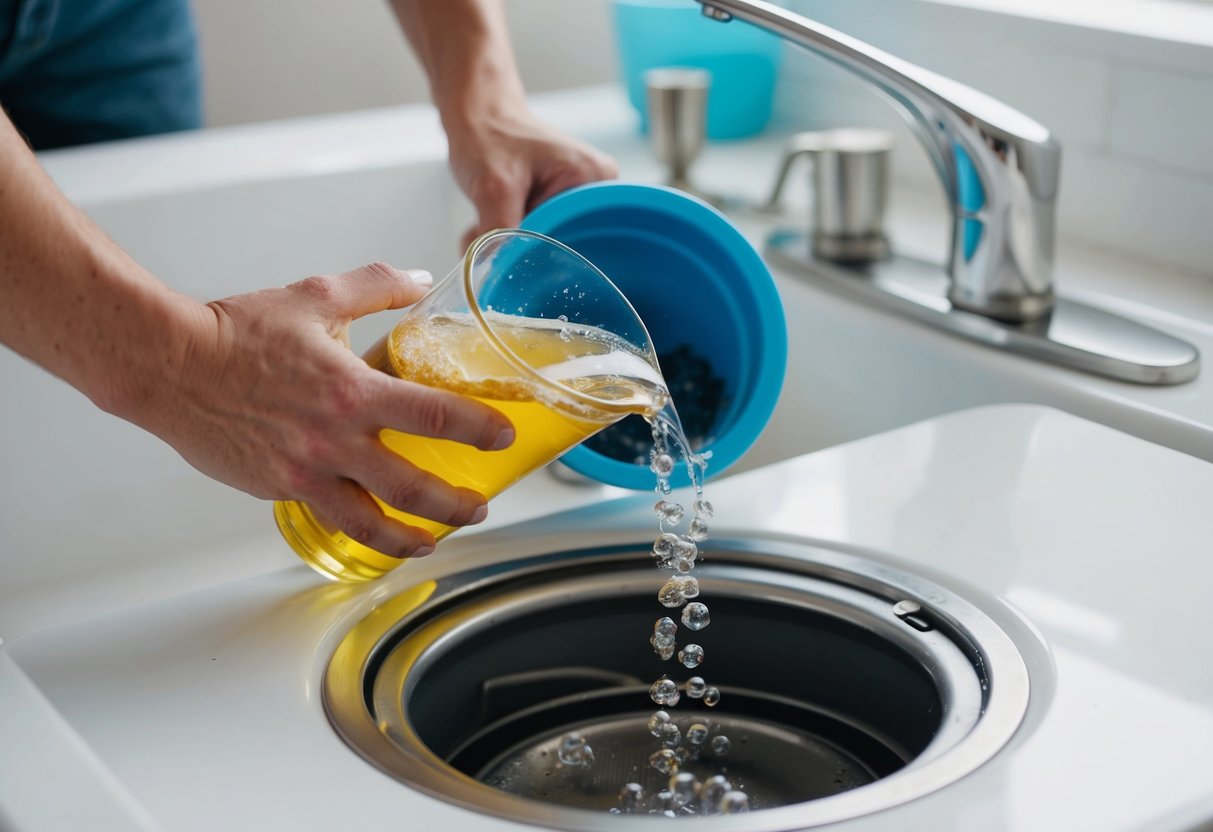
[0,0,203,150]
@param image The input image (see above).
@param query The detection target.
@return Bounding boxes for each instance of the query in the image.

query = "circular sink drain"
[325,539,1029,829]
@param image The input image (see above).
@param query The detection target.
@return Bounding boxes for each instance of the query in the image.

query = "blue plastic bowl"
[613,0,783,139]
[522,182,787,490]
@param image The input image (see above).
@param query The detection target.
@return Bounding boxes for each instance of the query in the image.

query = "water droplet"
[648,748,679,775]
[686,723,709,746]
[678,643,704,668]
[649,634,675,661]
[672,537,698,564]
[678,576,700,599]
[658,579,686,608]
[711,735,731,756]
[694,499,714,519]
[668,772,699,807]
[682,602,710,630]
[700,775,731,810]
[685,676,706,699]
[654,616,677,638]
[688,518,709,542]
[651,453,674,477]
[618,782,645,814]
[651,532,679,562]
[648,710,670,737]
[650,677,680,706]
[557,732,594,767]
[654,500,684,524]
[703,686,721,707]
[719,790,749,814]
[659,721,681,747]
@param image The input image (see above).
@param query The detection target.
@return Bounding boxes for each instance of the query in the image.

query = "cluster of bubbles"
[611,771,750,816]
[555,414,751,816]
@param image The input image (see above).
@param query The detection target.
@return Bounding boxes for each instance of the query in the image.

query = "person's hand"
[124,263,515,558]
[445,104,618,248]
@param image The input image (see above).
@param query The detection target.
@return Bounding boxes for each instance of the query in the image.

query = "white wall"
[774,0,1213,280]
[192,0,618,127]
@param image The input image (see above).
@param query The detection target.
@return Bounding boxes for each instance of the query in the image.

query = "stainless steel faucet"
[699,0,1199,384]
[699,0,1059,323]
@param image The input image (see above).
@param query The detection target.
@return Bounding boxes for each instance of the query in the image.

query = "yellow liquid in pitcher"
[275,311,667,582]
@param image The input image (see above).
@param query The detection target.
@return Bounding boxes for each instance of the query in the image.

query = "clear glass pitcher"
[275,229,668,582]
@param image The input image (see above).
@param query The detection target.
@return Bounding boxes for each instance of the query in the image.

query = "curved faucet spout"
[698,0,1062,322]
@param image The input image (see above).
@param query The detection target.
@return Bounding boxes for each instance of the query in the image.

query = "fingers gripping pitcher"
[275,229,669,582]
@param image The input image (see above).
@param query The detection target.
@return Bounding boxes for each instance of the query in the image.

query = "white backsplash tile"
[769,0,1213,280]
[1109,64,1213,178]
[1056,149,1213,278]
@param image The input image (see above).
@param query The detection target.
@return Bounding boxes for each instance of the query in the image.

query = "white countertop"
[5,86,1213,831]
[2,404,1213,831]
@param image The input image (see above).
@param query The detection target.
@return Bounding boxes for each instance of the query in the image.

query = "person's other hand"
[132,263,515,558]
[446,106,617,248]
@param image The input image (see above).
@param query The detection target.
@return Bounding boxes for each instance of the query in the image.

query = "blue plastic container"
[613,0,783,139]
[522,182,787,490]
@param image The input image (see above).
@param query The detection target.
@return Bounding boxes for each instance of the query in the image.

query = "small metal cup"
[645,67,711,194]
[766,128,894,262]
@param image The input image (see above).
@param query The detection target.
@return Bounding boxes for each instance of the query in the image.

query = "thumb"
[319,262,434,321]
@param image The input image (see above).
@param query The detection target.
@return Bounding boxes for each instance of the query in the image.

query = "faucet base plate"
[766,229,1200,386]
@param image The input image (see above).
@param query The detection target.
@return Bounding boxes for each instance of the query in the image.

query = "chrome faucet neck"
[698,0,1061,323]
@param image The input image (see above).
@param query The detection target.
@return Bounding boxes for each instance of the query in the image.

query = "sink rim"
[323,536,1031,830]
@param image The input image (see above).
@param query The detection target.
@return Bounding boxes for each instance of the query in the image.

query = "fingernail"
[490,427,515,451]
[470,504,488,524]
[406,269,433,288]
[412,544,436,558]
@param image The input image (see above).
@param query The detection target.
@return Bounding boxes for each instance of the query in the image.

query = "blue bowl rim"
[521,181,787,490]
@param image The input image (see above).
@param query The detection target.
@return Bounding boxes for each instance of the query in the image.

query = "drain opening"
[326,542,1028,830]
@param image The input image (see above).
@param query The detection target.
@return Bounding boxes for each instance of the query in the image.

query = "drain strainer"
[325,539,1029,829]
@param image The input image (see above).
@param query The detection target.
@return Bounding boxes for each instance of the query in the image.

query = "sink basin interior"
[324,540,1029,829]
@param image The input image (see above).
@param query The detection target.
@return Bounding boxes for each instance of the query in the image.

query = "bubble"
[648,748,679,775]
[700,776,732,810]
[668,772,700,807]
[651,453,675,477]
[703,686,721,707]
[557,732,594,767]
[719,790,750,814]
[618,782,644,814]
[678,643,704,669]
[659,721,682,748]
[688,518,709,542]
[678,576,700,599]
[654,500,684,525]
[685,676,706,699]
[711,735,731,756]
[675,559,694,574]
[686,723,709,746]
[650,677,680,706]
[682,602,710,630]
[694,499,715,519]
[658,579,686,609]
[654,616,678,638]
[648,710,671,737]
[652,533,679,561]
[674,745,691,763]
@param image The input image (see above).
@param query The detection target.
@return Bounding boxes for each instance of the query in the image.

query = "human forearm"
[388,0,526,133]
[0,113,208,421]
[388,0,617,242]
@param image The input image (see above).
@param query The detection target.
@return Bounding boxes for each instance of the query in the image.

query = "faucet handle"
[761,132,824,213]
